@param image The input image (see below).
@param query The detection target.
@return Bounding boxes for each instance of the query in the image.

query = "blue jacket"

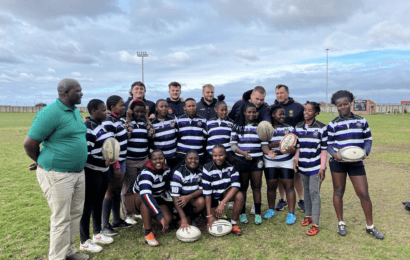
[274,97,304,127]
[166,97,185,118]
[228,89,270,123]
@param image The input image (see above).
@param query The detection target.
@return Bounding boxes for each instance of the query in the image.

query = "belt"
[38,164,83,173]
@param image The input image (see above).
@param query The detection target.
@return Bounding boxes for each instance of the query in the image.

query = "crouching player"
[202,145,245,236]
[125,150,173,247]
[170,150,205,229]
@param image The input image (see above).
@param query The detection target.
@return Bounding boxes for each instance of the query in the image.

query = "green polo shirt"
[28,98,88,172]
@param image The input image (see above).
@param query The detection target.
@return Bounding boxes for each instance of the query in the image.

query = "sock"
[231,220,237,225]
[102,198,113,227]
[144,229,152,236]
[338,220,346,226]
[241,204,246,214]
[366,224,374,229]
[112,193,122,225]
[255,203,261,215]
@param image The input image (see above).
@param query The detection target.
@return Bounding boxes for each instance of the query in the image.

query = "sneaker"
[254,214,262,225]
[66,252,90,260]
[101,224,118,236]
[125,217,138,225]
[297,200,305,212]
[306,224,320,236]
[221,213,228,219]
[275,199,287,211]
[231,225,243,236]
[366,226,384,239]
[239,213,249,224]
[301,217,313,226]
[144,232,160,247]
[337,222,347,236]
[250,203,255,215]
[135,214,142,219]
[79,239,102,253]
[228,202,234,210]
[93,233,114,244]
[263,209,276,219]
[403,201,410,211]
[112,219,133,229]
[285,212,296,225]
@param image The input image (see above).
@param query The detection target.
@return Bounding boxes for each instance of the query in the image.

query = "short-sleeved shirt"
[201,161,240,199]
[28,98,88,172]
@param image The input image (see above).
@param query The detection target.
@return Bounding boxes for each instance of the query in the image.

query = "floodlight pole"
[137,52,149,83]
[326,48,329,112]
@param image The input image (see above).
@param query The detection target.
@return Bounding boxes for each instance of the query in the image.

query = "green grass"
[1,113,410,259]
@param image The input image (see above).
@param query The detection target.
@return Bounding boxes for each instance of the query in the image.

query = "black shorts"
[235,156,264,173]
[211,197,221,208]
[329,160,366,176]
[264,167,295,180]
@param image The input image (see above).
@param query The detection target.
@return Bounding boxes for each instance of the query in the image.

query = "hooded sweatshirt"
[228,89,270,123]
[274,97,304,127]
[196,97,217,120]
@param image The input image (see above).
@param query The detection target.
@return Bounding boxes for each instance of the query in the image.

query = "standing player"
[167,81,185,118]
[261,105,297,224]
[196,84,218,120]
[230,103,264,225]
[327,90,384,239]
[124,81,155,118]
[294,102,327,236]
[150,99,179,170]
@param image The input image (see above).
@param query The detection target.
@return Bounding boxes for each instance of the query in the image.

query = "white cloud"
[235,49,258,61]
[168,51,191,65]
[47,68,55,73]
[71,72,82,77]
[118,50,139,64]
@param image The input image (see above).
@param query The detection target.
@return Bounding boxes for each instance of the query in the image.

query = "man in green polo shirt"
[24,78,89,260]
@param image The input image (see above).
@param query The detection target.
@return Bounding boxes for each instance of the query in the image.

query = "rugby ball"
[102,137,120,161]
[338,146,366,162]
[208,219,232,237]
[176,225,201,242]
[279,133,297,153]
[257,121,274,142]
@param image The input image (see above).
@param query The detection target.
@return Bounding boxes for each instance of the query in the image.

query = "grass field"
[1,112,410,260]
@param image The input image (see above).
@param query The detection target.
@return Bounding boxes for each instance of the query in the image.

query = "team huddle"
[25,79,384,259]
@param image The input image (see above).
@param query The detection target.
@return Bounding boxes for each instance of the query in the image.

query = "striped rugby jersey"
[206,117,234,154]
[327,113,372,164]
[201,161,240,199]
[231,123,263,157]
[103,113,127,162]
[176,114,207,156]
[127,120,150,160]
[133,161,171,219]
[150,115,178,159]
[262,123,296,162]
[170,164,203,197]
[295,120,328,176]
[85,117,114,172]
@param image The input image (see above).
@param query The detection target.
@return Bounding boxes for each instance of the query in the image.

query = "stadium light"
[326,48,329,112]
[137,52,149,83]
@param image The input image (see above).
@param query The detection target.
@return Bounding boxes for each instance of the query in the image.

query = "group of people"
[24,79,384,260]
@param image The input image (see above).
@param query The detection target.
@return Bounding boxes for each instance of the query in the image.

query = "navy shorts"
[264,167,295,180]
[329,160,366,176]
[236,156,264,173]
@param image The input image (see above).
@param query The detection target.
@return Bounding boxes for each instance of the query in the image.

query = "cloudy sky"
[1,0,409,106]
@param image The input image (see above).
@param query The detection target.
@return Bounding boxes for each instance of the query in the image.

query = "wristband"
[114,161,120,169]
[220,201,226,206]
[206,215,213,218]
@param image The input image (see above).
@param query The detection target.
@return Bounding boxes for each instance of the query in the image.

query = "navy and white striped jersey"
[85,117,114,172]
[206,117,234,154]
[170,165,203,197]
[127,120,150,160]
[150,115,178,159]
[327,113,372,164]
[262,123,296,162]
[103,113,127,162]
[176,114,207,156]
[202,161,240,199]
[295,120,328,176]
[133,161,171,220]
[230,123,263,157]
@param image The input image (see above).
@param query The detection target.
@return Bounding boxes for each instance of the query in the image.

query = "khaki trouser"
[36,167,85,260]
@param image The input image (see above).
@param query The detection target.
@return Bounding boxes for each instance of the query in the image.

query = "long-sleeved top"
[196,97,217,120]
[176,113,207,156]
[127,119,151,160]
[123,96,155,117]
[206,117,234,154]
[167,97,185,118]
[170,164,203,197]
[262,123,296,162]
[150,115,178,159]
[295,120,328,176]
[133,160,171,220]
[273,97,304,127]
[201,161,240,199]
[230,123,263,157]
[103,113,127,162]
[228,90,270,123]
[85,117,114,172]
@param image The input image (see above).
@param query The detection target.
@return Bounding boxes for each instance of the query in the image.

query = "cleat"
[101,223,118,236]
[301,217,313,226]
[263,209,276,219]
[254,214,262,225]
[366,226,384,239]
[337,222,347,236]
[250,204,255,215]
[275,199,287,211]
[306,224,320,236]
[93,233,114,244]
[239,213,248,224]
[285,212,296,225]
[79,239,102,253]
[144,232,160,247]
[228,202,234,210]
[231,225,243,236]
[125,217,138,225]
[112,219,133,229]
[297,200,305,212]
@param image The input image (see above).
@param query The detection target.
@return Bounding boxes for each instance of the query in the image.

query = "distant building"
[351,99,376,115]
[35,103,47,107]
[401,101,410,105]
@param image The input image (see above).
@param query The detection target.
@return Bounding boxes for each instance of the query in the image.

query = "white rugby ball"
[176,225,201,242]
[208,220,232,237]
[338,146,366,162]
[102,137,120,161]
[279,133,297,153]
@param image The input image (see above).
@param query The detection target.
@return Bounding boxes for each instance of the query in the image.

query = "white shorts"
[264,158,294,169]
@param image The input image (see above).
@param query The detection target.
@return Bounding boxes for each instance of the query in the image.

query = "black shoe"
[337,223,347,236]
[275,199,287,211]
[366,227,384,239]
[112,219,133,229]
[101,224,118,236]
[403,201,410,211]
[297,200,305,212]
